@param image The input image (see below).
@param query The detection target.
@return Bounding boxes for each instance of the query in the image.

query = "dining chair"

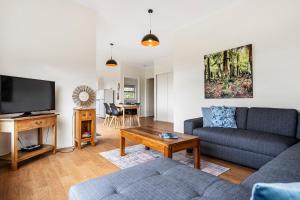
[103,103,112,126]
[109,103,123,128]
[125,103,141,127]
[110,103,122,114]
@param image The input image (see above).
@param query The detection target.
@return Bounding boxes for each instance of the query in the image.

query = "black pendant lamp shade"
[106,58,118,67]
[106,43,118,67]
[141,9,160,47]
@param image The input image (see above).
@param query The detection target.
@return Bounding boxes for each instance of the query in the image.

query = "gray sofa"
[69,107,300,200]
[69,142,300,200]
[184,107,300,169]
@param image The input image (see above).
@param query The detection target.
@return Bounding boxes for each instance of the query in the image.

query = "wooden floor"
[0,117,255,200]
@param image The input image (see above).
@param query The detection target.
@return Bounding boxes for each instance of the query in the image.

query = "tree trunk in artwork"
[207,57,211,82]
[223,50,229,75]
[248,45,253,74]
[230,64,234,77]
[236,53,240,76]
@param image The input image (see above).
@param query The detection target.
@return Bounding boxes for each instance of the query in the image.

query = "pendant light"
[141,9,160,47]
[106,43,118,67]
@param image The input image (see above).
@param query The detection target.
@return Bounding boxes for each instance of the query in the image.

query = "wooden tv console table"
[0,114,58,170]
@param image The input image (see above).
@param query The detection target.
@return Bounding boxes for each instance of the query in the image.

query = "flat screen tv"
[0,75,55,116]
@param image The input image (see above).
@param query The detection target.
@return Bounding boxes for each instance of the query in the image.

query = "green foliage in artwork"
[204,44,253,98]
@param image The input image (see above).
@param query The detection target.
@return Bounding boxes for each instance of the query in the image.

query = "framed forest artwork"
[204,44,253,98]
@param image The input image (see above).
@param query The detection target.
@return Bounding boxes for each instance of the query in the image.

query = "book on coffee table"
[159,132,178,139]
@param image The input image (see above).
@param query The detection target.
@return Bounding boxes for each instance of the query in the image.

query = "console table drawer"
[80,110,94,120]
[16,117,56,131]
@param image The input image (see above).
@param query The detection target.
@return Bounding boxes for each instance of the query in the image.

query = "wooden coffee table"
[120,127,201,169]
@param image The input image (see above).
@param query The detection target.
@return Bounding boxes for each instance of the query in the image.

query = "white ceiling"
[76,0,242,67]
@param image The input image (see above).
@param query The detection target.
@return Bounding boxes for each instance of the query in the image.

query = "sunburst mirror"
[72,85,96,108]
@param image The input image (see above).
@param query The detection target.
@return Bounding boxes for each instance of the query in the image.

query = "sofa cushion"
[202,107,213,127]
[251,182,300,200]
[246,107,298,137]
[69,158,250,200]
[242,142,300,190]
[202,107,248,129]
[201,141,273,169]
[235,107,248,129]
[193,128,297,157]
[211,106,237,128]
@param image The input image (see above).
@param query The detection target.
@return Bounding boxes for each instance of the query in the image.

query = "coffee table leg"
[194,144,200,169]
[120,136,126,156]
[164,147,172,159]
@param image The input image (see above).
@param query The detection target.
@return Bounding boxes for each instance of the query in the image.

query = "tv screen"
[0,75,55,114]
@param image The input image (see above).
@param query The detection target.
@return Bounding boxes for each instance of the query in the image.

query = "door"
[156,73,173,122]
[156,73,169,122]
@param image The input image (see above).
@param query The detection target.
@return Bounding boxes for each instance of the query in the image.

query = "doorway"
[145,78,154,117]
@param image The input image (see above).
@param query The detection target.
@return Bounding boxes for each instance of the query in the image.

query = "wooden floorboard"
[0,117,255,200]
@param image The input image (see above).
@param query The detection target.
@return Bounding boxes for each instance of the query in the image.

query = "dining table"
[116,104,141,128]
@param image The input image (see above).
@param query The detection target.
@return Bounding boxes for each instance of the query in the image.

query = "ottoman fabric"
[69,158,250,200]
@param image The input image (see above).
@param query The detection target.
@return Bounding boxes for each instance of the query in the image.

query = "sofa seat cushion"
[193,128,297,157]
[242,142,300,190]
[69,158,250,200]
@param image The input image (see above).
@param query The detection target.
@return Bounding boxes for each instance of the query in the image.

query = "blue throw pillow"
[251,182,300,200]
[202,107,213,127]
[211,106,237,128]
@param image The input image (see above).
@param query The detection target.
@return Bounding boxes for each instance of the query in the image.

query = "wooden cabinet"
[74,108,96,149]
[0,114,58,170]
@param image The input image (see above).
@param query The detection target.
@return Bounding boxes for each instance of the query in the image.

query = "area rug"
[99,144,230,176]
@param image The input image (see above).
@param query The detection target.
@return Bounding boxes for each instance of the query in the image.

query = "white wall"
[0,0,96,155]
[97,65,122,104]
[145,66,154,79]
[154,56,173,75]
[173,0,300,132]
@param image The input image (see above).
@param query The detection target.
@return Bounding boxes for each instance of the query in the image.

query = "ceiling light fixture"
[141,9,160,47]
[106,43,118,67]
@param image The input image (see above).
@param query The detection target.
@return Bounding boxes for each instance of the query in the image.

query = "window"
[124,85,136,99]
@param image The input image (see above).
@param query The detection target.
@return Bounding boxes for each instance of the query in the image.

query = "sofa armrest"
[184,117,203,135]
